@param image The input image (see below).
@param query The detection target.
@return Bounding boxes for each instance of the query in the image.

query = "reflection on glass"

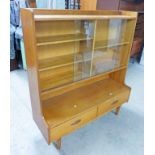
[92,19,129,76]
[74,20,95,81]
[92,47,121,75]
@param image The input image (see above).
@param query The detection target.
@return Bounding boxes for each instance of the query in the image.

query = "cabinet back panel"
[37,42,75,60]
[38,54,74,69]
[39,64,74,91]
[95,20,109,46]
[35,21,76,37]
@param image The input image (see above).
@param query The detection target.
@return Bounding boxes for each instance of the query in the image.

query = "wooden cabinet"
[80,0,97,10]
[21,9,137,149]
[119,0,144,12]
[97,0,120,10]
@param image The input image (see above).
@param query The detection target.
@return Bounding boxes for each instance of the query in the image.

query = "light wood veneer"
[21,9,137,149]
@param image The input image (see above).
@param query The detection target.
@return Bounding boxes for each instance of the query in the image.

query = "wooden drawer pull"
[111,100,119,105]
[70,119,81,126]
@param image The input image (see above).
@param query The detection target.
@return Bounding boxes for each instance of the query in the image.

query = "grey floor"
[11,63,144,155]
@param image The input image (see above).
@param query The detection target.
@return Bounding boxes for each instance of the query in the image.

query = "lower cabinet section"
[44,79,131,144]
[49,108,97,141]
[49,84,130,142]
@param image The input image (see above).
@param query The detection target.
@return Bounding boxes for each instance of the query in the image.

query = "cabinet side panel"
[21,9,49,143]
[21,9,42,118]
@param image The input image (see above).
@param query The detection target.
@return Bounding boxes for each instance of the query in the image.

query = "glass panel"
[39,64,74,91]
[73,20,95,81]
[92,19,129,76]
[37,20,95,90]
[38,42,75,69]
[74,61,91,81]
[92,47,121,75]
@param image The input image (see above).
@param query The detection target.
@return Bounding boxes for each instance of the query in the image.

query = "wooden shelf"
[42,78,130,128]
[38,54,74,70]
[39,62,74,72]
[95,40,129,50]
[38,53,92,72]
[40,70,73,91]
[34,15,136,21]
[36,33,93,46]
[40,65,127,101]
[40,70,91,91]
[40,65,126,92]
[74,71,90,81]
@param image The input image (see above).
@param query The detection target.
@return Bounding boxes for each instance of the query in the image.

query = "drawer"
[49,108,97,141]
[98,88,130,116]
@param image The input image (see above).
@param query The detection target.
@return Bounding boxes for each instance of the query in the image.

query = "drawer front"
[50,108,97,141]
[98,89,130,116]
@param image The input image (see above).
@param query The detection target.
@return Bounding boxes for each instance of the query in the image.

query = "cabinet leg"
[54,138,61,150]
[115,106,121,115]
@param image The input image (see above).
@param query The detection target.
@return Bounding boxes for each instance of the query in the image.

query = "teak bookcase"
[21,9,137,149]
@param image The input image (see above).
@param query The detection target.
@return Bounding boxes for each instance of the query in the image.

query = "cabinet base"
[54,138,61,150]
[115,106,121,115]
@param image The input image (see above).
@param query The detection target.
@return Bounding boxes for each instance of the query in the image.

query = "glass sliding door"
[92,19,132,76]
[73,20,95,81]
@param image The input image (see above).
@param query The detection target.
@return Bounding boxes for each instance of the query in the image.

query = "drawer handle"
[70,119,81,126]
[111,100,119,105]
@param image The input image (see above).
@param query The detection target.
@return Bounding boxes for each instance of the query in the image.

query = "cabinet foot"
[54,138,61,150]
[115,106,121,115]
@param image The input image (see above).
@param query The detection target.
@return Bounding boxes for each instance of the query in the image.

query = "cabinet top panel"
[34,14,136,21]
[21,8,137,21]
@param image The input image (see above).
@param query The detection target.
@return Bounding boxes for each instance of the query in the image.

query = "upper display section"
[21,9,137,91]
